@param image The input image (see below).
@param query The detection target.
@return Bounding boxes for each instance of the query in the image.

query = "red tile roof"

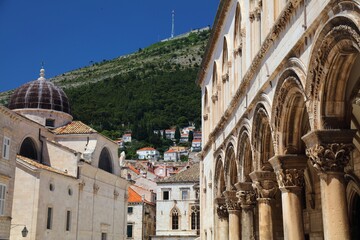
[128,187,143,203]
[128,164,140,175]
[53,121,97,135]
[192,139,202,142]
[137,147,156,151]
[165,149,177,153]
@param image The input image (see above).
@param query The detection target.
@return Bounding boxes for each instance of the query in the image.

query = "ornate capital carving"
[250,171,277,199]
[223,191,241,211]
[215,198,228,219]
[269,155,307,191]
[79,179,85,190]
[302,130,356,174]
[306,143,353,174]
[255,7,261,20]
[203,114,208,121]
[249,11,255,22]
[276,168,304,190]
[238,190,256,208]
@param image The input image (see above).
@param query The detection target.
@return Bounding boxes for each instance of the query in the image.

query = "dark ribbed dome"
[8,69,71,114]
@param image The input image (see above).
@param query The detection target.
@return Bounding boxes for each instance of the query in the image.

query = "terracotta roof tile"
[128,187,143,203]
[52,121,97,135]
[137,147,156,151]
[128,164,140,175]
[158,163,199,183]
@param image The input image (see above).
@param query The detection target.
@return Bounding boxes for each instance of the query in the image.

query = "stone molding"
[93,183,99,194]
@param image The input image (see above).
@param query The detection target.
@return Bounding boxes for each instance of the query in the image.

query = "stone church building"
[0,68,129,239]
[199,0,360,239]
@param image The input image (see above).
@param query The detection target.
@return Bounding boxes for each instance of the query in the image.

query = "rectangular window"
[47,207,53,229]
[101,232,107,240]
[66,210,71,231]
[181,190,189,200]
[127,224,133,238]
[127,207,133,214]
[45,119,55,127]
[0,184,6,216]
[2,137,10,160]
[163,190,169,200]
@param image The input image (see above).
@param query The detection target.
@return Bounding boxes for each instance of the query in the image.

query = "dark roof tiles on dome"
[8,78,71,114]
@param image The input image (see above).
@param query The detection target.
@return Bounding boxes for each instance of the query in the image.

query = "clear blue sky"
[0,0,219,92]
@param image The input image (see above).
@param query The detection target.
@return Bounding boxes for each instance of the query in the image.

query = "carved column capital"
[306,143,353,173]
[235,182,256,209]
[211,93,218,103]
[302,130,356,175]
[249,171,278,200]
[215,197,229,219]
[269,155,307,192]
[223,190,241,211]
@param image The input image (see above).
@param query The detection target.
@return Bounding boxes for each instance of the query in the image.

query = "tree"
[175,126,181,143]
[163,129,167,139]
[188,131,194,143]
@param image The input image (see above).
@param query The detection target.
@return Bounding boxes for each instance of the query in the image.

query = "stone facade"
[153,164,200,239]
[199,0,360,239]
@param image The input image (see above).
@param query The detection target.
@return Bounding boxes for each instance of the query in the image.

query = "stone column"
[224,191,241,240]
[250,171,277,240]
[215,198,229,240]
[302,129,356,240]
[269,155,308,240]
[235,182,256,240]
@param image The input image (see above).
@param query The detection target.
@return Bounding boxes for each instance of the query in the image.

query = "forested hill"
[0,28,210,140]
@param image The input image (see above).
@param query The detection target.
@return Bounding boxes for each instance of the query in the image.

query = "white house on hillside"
[136,147,160,160]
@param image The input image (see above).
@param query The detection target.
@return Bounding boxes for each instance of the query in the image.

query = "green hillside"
[1,29,210,141]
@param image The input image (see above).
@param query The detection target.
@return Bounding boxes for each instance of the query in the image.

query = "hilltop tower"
[171,10,175,38]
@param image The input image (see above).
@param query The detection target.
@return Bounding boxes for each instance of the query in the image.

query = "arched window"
[98,147,113,173]
[234,3,242,53]
[19,137,38,161]
[191,205,200,230]
[171,208,179,230]
[222,38,229,81]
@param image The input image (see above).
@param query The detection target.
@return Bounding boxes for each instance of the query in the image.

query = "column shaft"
[228,210,241,240]
[218,217,229,240]
[320,174,350,240]
[281,191,304,240]
[241,208,254,240]
[258,199,273,240]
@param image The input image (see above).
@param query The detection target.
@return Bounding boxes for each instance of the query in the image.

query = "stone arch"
[19,136,38,161]
[98,147,113,173]
[214,156,226,197]
[237,125,254,182]
[252,103,274,170]
[212,61,221,125]
[224,143,237,190]
[170,206,181,230]
[305,11,360,129]
[272,67,310,155]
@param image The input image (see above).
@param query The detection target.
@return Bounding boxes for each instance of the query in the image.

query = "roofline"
[196,0,231,86]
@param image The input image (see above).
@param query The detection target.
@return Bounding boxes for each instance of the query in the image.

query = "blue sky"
[0,0,219,92]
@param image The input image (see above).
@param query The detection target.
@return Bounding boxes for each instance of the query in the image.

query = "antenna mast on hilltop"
[171,10,175,38]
